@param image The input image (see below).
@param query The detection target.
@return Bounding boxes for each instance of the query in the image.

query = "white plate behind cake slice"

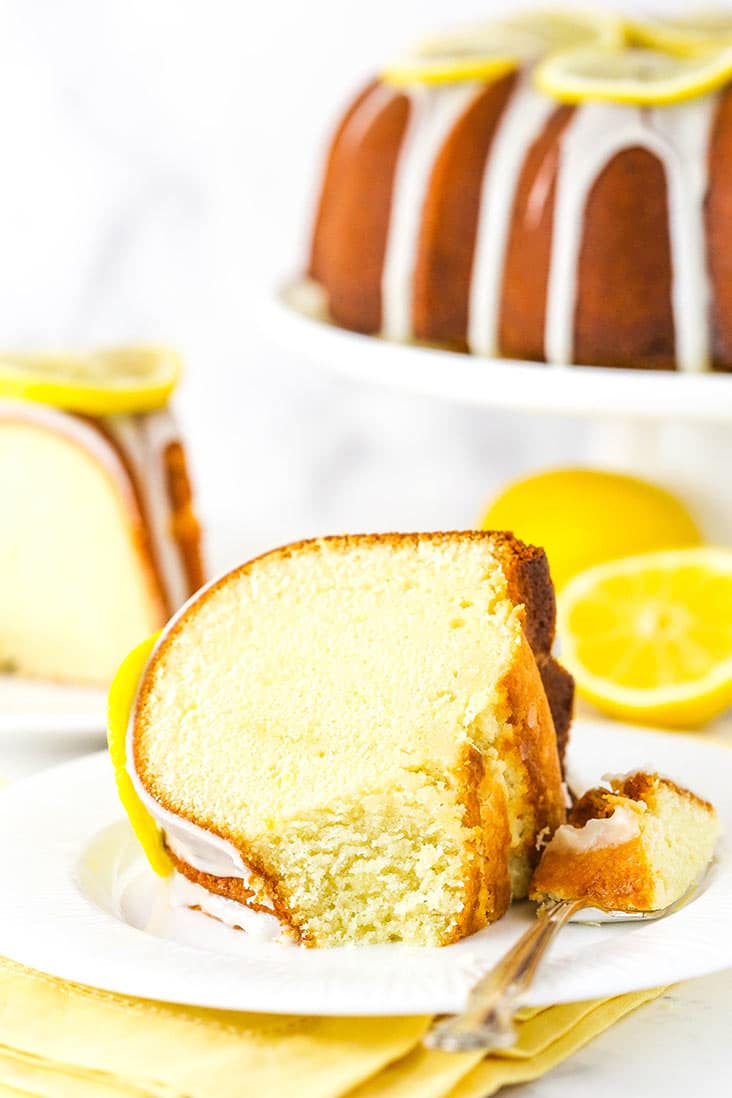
[0,674,107,737]
[0,718,730,1016]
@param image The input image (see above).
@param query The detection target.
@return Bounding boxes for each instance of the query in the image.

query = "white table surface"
[2,715,731,1096]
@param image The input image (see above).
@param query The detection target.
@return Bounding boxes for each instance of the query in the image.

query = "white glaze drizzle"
[126,712,271,900]
[342,81,400,147]
[373,77,719,371]
[166,873,285,942]
[544,97,717,371]
[468,71,556,356]
[381,81,482,341]
[547,805,641,855]
[648,97,717,374]
[104,409,191,612]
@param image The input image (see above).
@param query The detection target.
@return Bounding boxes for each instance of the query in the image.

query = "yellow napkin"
[0,957,665,1098]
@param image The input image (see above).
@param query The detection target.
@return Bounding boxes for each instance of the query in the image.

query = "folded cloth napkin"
[0,957,665,1098]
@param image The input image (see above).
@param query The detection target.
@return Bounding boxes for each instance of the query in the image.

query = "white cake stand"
[269,280,732,542]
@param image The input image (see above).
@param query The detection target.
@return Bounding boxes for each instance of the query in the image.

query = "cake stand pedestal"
[267,281,732,542]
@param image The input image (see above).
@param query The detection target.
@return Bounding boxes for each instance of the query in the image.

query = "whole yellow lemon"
[479,468,702,589]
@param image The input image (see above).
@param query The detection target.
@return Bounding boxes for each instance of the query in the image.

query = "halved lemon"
[558,548,732,729]
[383,7,624,87]
[108,633,172,877]
[628,12,732,57]
[0,345,182,415]
[535,44,732,105]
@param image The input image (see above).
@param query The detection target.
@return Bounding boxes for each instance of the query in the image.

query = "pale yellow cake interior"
[632,780,719,910]
[135,536,556,947]
[0,419,163,683]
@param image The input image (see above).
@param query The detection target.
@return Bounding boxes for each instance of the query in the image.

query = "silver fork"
[424,860,715,1053]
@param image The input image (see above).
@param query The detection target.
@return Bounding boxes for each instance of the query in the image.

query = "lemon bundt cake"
[0,399,203,684]
[530,772,720,912]
[307,9,732,372]
[115,532,573,947]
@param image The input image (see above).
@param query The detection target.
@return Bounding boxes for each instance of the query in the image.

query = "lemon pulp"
[559,548,732,729]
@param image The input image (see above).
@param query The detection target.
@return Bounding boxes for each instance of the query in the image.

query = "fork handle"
[424,899,586,1053]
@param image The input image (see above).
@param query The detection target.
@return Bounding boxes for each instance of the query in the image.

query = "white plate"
[0,675,107,737]
[0,719,730,1016]
[268,280,732,423]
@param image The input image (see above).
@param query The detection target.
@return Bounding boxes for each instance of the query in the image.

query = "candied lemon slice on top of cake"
[558,548,732,728]
[381,48,519,87]
[628,12,732,56]
[535,44,732,104]
[0,345,181,415]
[384,7,624,86]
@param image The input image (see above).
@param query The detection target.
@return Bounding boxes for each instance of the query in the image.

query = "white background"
[0,0,699,570]
[1,4,731,1093]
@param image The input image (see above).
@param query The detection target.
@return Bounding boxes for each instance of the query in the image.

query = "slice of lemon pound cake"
[128,532,570,947]
[0,398,203,684]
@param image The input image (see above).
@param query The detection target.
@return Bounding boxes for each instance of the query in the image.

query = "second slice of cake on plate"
[112,531,573,947]
[0,347,204,686]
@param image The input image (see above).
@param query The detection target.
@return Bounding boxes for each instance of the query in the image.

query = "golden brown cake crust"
[163,440,205,596]
[309,83,410,333]
[134,530,570,945]
[500,628,566,875]
[499,105,575,362]
[706,86,732,372]
[91,418,204,616]
[574,149,675,370]
[308,80,378,286]
[531,835,654,911]
[412,73,516,347]
[165,846,306,943]
[530,785,653,910]
[616,771,714,814]
[486,531,574,762]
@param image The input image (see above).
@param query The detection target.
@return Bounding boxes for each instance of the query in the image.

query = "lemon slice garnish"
[535,44,732,105]
[629,12,732,57]
[381,51,519,88]
[558,548,732,729]
[0,345,181,415]
[416,8,625,61]
[108,633,173,877]
[383,8,625,87]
